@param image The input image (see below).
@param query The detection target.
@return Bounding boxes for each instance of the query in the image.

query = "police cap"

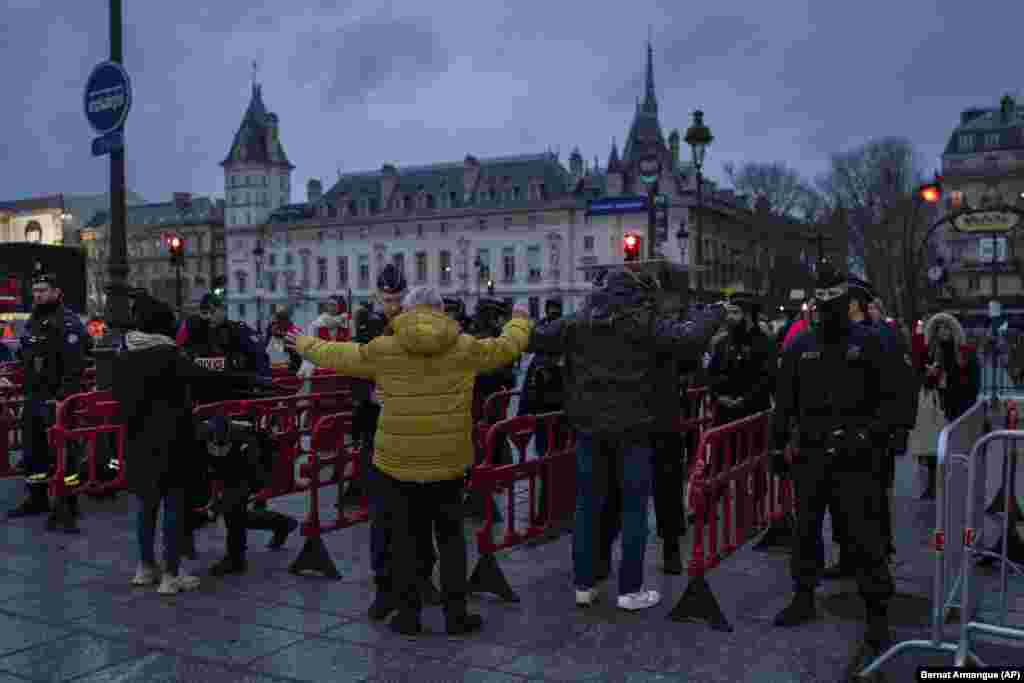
[377,264,407,294]
[200,292,225,311]
[544,298,563,315]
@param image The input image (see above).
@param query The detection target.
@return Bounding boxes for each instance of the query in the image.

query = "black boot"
[7,484,49,518]
[246,508,298,550]
[368,575,399,621]
[268,517,298,550]
[823,553,853,579]
[208,556,247,576]
[774,590,817,627]
[389,609,422,636]
[662,538,683,575]
[444,603,483,636]
[865,606,892,650]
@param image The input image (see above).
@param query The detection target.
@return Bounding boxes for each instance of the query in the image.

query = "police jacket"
[20,305,86,403]
[772,322,898,453]
[528,272,726,438]
[867,319,919,431]
[707,323,777,414]
[518,330,565,417]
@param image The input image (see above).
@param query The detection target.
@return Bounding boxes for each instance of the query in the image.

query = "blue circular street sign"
[83,61,132,135]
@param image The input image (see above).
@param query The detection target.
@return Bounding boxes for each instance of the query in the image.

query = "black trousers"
[790,451,893,609]
[651,431,685,539]
[376,470,466,614]
[220,482,294,561]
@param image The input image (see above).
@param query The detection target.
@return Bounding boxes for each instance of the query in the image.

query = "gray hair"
[402,285,444,310]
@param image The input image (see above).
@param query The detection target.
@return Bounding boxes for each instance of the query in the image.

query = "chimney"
[380,164,399,208]
[463,155,481,197]
[307,178,323,203]
[173,192,192,212]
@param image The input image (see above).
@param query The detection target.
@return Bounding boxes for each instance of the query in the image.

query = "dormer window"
[426,194,435,209]
[959,134,975,152]
[348,200,357,215]
[513,187,522,201]
[488,189,497,202]
[449,191,458,207]
[403,195,413,211]
[985,133,1001,148]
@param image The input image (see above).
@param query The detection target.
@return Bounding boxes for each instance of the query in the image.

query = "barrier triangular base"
[985,486,1024,521]
[468,553,520,602]
[752,514,794,553]
[667,576,733,632]
[976,526,1024,568]
[288,536,341,580]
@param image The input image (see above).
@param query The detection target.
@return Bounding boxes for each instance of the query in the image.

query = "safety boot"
[444,603,483,636]
[773,590,817,627]
[208,556,247,577]
[7,484,49,518]
[368,574,399,621]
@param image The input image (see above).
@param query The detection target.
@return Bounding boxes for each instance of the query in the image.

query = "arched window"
[25,221,42,243]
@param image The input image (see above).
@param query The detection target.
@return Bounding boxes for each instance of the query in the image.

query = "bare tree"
[816,137,939,324]
[724,161,818,220]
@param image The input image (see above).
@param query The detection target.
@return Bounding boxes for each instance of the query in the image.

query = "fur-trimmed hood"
[924,312,966,348]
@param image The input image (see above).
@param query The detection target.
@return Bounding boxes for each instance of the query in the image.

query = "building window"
[959,134,974,152]
[317,257,328,289]
[968,275,981,292]
[426,195,435,209]
[267,272,278,293]
[476,249,491,280]
[449,191,458,207]
[235,272,248,295]
[504,216,514,230]
[268,253,277,267]
[528,296,540,319]
[528,214,538,229]
[502,247,516,282]
[337,256,348,287]
[584,235,594,251]
[394,225,401,237]
[417,224,424,238]
[358,254,370,287]
[440,222,447,234]
[526,245,542,281]
[403,195,412,211]
[317,231,325,243]
[440,250,452,284]
[238,303,247,319]
[285,252,293,266]
[488,189,497,202]
[393,252,405,278]
[415,251,428,283]
[985,133,1001,147]
[513,187,522,201]
[478,218,487,231]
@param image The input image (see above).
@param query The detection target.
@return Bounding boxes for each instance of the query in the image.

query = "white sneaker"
[157,572,201,595]
[617,589,661,611]
[131,563,160,586]
[575,586,600,607]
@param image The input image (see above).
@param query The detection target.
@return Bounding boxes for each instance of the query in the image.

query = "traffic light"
[167,235,184,266]
[623,233,642,262]
[918,178,943,204]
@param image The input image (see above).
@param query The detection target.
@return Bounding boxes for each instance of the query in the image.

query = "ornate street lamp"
[684,110,713,301]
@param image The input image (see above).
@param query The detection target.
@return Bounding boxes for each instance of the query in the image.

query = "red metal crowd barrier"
[0,396,24,477]
[288,411,368,579]
[668,410,787,632]
[466,411,576,602]
[49,391,126,503]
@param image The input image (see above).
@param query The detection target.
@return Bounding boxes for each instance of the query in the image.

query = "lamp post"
[685,110,713,302]
[253,236,265,335]
[638,153,663,260]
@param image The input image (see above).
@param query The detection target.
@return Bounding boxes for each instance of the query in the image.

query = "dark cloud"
[290,14,450,109]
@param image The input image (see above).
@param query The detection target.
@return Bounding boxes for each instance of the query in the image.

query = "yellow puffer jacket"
[295,306,532,482]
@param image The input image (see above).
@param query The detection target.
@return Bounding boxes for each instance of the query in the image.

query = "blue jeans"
[573,433,653,595]
[137,489,184,575]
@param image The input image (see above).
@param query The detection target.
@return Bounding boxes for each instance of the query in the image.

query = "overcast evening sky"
[4,0,1021,204]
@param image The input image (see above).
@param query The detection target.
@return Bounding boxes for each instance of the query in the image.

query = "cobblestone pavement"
[0,450,1020,683]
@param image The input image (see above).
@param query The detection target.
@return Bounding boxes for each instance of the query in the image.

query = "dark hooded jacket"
[113,296,259,501]
[527,271,726,438]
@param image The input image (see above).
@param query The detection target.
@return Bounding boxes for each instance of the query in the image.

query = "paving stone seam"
[63,646,318,683]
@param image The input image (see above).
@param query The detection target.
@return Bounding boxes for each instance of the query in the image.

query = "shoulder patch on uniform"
[800,351,821,360]
[66,333,79,344]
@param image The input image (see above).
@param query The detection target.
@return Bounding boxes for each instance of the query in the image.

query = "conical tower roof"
[221,84,293,168]
[621,40,666,166]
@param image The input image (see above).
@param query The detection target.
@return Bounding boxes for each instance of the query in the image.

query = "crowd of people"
[3,256,984,663]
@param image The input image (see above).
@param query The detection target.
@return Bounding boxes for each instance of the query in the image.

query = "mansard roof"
[85,196,221,229]
[221,84,293,169]
[319,152,572,210]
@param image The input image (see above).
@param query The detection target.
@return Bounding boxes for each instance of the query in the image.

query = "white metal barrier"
[955,429,1024,667]
[859,398,994,675]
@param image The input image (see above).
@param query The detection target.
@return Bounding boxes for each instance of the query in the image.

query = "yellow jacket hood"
[391,307,460,356]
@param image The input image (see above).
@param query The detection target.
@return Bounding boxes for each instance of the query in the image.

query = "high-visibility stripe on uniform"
[26,473,47,483]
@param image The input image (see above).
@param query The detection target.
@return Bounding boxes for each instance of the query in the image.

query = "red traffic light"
[623,233,641,262]
[169,237,182,249]
[919,185,941,204]
[624,234,638,249]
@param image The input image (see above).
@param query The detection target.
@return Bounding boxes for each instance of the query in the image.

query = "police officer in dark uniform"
[442,297,472,333]
[177,291,296,561]
[771,261,896,665]
[706,292,777,425]
[359,265,440,620]
[7,268,87,531]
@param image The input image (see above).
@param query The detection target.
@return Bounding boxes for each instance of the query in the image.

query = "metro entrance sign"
[84,61,131,156]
